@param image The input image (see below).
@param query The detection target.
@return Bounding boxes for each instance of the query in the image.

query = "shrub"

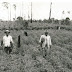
[48,19,52,23]
[61,17,71,25]
[54,19,59,24]
[23,21,28,29]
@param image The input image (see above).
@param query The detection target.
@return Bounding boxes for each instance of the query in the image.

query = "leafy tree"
[66,17,70,20]
[17,16,23,21]
[65,17,70,25]
[17,16,28,29]
[61,17,70,25]
[17,16,23,27]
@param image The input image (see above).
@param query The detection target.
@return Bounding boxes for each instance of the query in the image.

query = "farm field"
[0,28,72,72]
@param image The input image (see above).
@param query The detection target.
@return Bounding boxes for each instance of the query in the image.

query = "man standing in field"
[1,30,14,54]
[39,31,52,57]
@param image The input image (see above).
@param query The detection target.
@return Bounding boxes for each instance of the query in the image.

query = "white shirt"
[39,34,52,48]
[3,35,13,47]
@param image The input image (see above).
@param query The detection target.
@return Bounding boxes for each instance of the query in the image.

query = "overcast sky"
[0,0,72,21]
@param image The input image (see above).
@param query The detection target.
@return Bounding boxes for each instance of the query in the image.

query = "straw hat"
[4,30,10,33]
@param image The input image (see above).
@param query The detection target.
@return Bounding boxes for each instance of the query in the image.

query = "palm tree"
[10,3,11,21]
[13,4,16,20]
[49,2,52,19]
[2,2,9,20]
[31,2,32,23]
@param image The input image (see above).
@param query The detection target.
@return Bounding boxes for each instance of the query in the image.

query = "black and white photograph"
[0,0,72,72]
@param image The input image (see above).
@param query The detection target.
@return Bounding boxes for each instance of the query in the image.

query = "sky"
[0,0,72,21]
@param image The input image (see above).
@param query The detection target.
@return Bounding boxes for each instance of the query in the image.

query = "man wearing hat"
[2,30,14,54]
[39,31,52,57]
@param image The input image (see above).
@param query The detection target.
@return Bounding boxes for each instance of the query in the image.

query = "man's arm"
[1,36,4,46]
[49,36,52,48]
[39,35,45,47]
[39,36,43,47]
[1,40,3,46]
[10,36,14,48]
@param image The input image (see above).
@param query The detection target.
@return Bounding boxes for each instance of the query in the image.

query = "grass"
[0,22,72,72]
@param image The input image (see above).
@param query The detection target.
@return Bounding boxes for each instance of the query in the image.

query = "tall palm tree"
[49,2,52,19]
[13,4,16,20]
[2,2,9,20]
[10,3,11,21]
[31,2,32,23]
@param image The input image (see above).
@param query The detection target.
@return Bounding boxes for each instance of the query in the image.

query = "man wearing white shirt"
[39,31,52,57]
[2,30,14,54]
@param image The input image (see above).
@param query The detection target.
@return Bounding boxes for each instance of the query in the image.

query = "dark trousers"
[39,47,48,57]
[4,47,12,54]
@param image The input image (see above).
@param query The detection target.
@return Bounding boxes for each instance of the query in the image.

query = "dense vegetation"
[0,21,72,72]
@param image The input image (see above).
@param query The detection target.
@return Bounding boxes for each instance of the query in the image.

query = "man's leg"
[9,47,12,54]
[42,47,47,58]
[44,47,47,56]
[4,47,8,54]
[47,45,51,55]
[44,44,51,57]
